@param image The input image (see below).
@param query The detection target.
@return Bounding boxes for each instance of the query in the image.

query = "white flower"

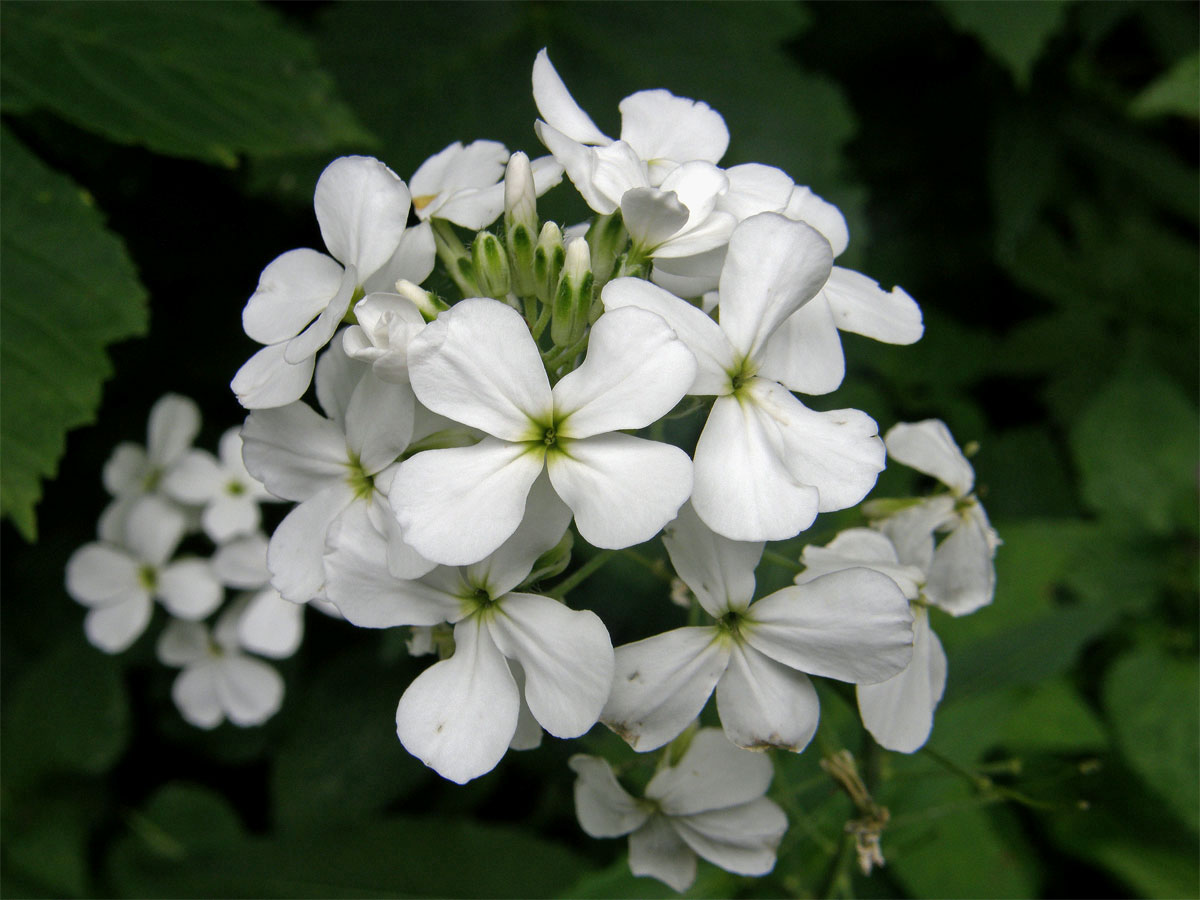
[66,495,222,653]
[232,156,436,409]
[604,212,885,541]
[409,140,563,229]
[879,419,1000,616]
[98,394,201,542]
[389,297,696,565]
[602,503,913,753]
[341,291,428,383]
[162,428,275,543]
[241,341,432,603]
[798,528,945,753]
[570,729,787,891]
[156,598,285,729]
[211,533,305,659]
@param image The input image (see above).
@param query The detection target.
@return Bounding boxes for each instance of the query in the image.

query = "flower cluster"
[67,51,999,892]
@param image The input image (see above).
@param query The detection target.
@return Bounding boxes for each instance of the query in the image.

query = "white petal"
[172,665,223,729]
[661,502,763,617]
[84,595,152,654]
[507,662,544,751]
[323,502,457,628]
[602,627,730,752]
[716,642,821,751]
[242,248,345,345]
[156,619,210,667]
[314,156,411,278]
[744,568,913,684]
[655,162,730,243]
[344,373,415,475]
[857,606,946,753]
[102,443,148,496]
[123,495,187,565]
[797,528,924,600]
[267,483,356,602]
[282,265,358,365]
[926,507,996,616]
[532,50,611,146]
[719,163,794,221]
[619,89,729,168]
[362,221,437,294]
[231,342,316,410]
[878,495,956,570]
[396,617,520,784]
[568,754,649,837]
[211,534,270,589]
[408,298,550,441]
[691,394,819,542]
[671,797,787,877]
[240,402,348,502]
[755,295,846,396]
[717,213,833,362]
[66,544,141,607]
[237,588,304,659]
[648,247,726,302]
[553,307,696,437]
[628,816,697,892]
[750,380,885,513]
[823,266,923,344]
[651,209,736,260]
[411,141,494,205]
[162,449,223,504]
[487,593,614,738]
[147,394,201,467]
[620,187,689,252]
[537,125,647,215]
[884,419,975,496]
[390,438,545,566]
[202,495,261,544]
[784,185,850,257]
[314,331,368,427]
[216,656,285,726]
[158,559,223,620]
[646,728,773,814]
[547,433,692,550]
[600,277,736,394]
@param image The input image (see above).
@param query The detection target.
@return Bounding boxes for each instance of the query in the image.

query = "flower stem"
[549,549,615,598]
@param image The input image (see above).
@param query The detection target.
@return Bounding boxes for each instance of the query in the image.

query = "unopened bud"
[394,279,449,322]
[551,237,593,347]
[524,529,575,586]
[504,152,538,237]
[471,231,510,299]
[533,221,565,304]
[585,210,628,286]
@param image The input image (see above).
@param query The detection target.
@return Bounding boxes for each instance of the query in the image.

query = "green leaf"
[1,1,373,167]
[1131,51,1200,118]
[3,791,94,897]
[0,127,149,539]
[1104,645,1199,832]
[560,856,737,899]
[1,637,130,788]
[936,0,1072,88]
[1069,365,1200,536]
[999,679,1107,752]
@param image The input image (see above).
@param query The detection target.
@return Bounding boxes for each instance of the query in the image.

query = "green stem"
[820,831,857,900]
[762,550,803,572]
[549,550,614,598]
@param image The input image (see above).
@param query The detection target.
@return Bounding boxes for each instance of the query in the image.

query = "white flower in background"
[66,495,222,653]
[570,729,787,891]
[156,598,285,729]
[604,213,885,542]
[602,503,913,753]
[878,419,1000,616]
[232,155,436,409]
[162,427,275,543]
[211,533,305,658]
[99,393,200,542]
[798,528,945,753]
[241,341,432,603]
[374,481,612,783]
[409,140,563,229]
[390,297,696,565]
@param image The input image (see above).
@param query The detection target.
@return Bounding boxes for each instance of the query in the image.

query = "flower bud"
[533,221,565,305]
[584,210,628,286]
[504,154,539,298]
[394,278,449,322]
[551,237,593,347]
[523,529,575,586]
[471,231,510,299]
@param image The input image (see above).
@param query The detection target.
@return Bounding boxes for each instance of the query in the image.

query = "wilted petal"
[884,419,974,496]
[158,559,223,620]
[488,592,614,738]
[242,248,345,345]
[744,568,913,684]
[715,643,821,752]
[718,214,833,362]
[569,754,649,837]
[602,627,730,752]
[396,617,520,784]
[857,606,947,753]
[661,502,763,617]
[671,797,787,877]
[691,394,819,542]
[314,156,412,278]
[628,816,697,892]
[547,433,692,550]
[554,307,696,437]
[390,438,545,566]
[646,728,773,814]
[408,298,551,441]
